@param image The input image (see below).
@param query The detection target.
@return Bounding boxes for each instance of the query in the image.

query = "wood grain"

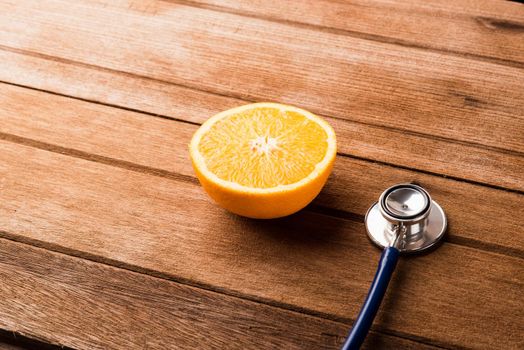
[1,238,439,350]
[0,82,522,255]
[0,140,522,349]
[0,0,523,156]
[186,0,524,64]
[0,49,522,192]
[0,1,523,349]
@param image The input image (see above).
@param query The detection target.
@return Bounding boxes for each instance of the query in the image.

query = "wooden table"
[0,0,523,349]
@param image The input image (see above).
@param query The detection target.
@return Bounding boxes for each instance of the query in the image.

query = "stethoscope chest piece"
[365,183,447,253]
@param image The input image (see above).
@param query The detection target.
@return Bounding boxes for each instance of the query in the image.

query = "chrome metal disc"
[365,200,447,253]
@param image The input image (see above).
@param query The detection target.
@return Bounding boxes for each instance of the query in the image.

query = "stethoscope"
[341,183,447,350]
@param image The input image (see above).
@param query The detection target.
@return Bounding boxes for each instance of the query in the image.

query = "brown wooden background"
[0,0,523,349]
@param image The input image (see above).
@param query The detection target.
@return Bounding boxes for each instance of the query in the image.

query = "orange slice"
[189,103,337,218]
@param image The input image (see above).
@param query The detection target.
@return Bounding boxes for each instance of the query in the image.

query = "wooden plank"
[186,0,524,63]
[0,49,522,192]
[0,239,437,350]
[0,140,522,349]
[0,82,522,254]
[0,0,523,157]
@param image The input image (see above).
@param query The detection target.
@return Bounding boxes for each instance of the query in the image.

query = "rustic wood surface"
[0,0,522,349]
[0,237,441,350]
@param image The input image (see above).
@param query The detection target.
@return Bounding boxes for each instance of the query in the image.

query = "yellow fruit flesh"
[198,107,329,189]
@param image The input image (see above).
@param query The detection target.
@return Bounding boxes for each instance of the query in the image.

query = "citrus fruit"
[189,103,337,219]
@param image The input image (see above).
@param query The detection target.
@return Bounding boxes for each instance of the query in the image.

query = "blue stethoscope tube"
[341,246,400,350]
[341,183,447,349]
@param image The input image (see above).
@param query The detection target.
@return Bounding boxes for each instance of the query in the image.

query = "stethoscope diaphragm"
[365,183,447,253]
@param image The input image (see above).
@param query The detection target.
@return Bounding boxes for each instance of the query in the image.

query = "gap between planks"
[0,329,73,350]
[162,0,524,70]
[2,44,521,160]
[1,76,523,197]
[309,204,524,259]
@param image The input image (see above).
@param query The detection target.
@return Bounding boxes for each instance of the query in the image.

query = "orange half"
[190,103,337,218]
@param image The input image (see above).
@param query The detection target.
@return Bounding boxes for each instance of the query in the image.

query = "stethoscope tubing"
[341,246,400,350]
